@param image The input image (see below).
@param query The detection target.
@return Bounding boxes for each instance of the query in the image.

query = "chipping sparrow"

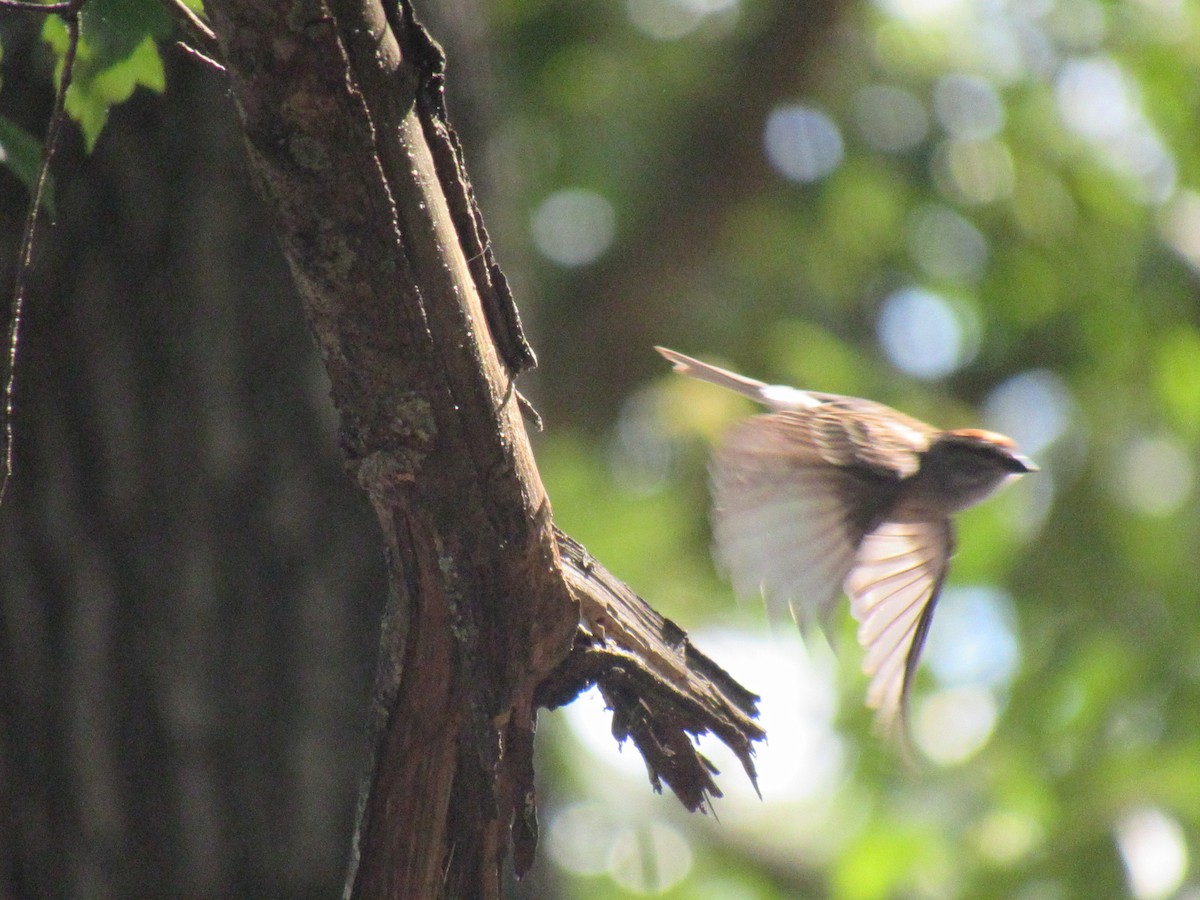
[657,346,1035,741]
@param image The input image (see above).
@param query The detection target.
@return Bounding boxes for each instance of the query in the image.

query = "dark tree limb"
[200,0,764,896]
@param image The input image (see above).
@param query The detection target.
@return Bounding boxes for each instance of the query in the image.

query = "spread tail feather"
[655,346,770,401]
[655,346,819,410]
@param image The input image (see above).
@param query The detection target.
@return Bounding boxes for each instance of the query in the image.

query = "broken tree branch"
[199,0,765,895]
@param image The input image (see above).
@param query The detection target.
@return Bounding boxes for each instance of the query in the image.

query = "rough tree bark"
[195,1,765,897]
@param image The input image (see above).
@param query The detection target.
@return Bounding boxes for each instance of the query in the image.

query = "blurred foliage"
[495,0,1200,897]
[8,0,1200,896]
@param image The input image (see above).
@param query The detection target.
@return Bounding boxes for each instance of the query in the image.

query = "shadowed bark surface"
[0,53,385,896]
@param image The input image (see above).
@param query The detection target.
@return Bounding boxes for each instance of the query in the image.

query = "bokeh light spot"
[975,811,1043,865]
[764,105,844,183]
[915,687,998,765]
[1055,55,1178,204]
[1114,434,1194,517]
[874,0,969,24]
[1115,807,1188,900]
[609,822,693,893]
[1160,190,1200,273]
[933,138,1015,204]
[1115,130,1177,204]
[1056,56,1136,142]
[877,287,978,379]
[933,73,1005,140]
[924,586,1020,691]
[546,804,620,876]
[531,189,616,267]
[907,204,989,281]
[974,18,1038,82]
[853,84,929,152]
[627,0,737,40]
[983,370,1076,458]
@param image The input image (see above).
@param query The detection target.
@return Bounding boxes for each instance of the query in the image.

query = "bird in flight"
[657,346,1036,744]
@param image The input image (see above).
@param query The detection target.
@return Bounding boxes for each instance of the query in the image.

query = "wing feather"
[711,428,879,629]
[845,519,954,740]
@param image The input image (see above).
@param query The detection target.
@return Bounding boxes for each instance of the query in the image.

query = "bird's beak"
[1006,452,1038,473]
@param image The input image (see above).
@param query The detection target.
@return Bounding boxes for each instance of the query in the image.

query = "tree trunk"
[204,0,580,895]
[1,2,765,897]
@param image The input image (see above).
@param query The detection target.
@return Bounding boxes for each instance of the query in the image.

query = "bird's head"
[920,428,1036,512]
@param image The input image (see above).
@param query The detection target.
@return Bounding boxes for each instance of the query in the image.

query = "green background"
[4,0,1200,897]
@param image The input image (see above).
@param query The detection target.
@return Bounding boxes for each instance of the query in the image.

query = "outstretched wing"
[845,519,955,740]
[711,414,902,628]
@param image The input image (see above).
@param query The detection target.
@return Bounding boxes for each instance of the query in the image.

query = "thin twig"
[0,0,75,11]
[174,40,225,72]
[160,0,222,65]
[0,1,83,505]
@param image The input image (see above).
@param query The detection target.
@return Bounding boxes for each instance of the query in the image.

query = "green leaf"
[0,117,55,214]
[66,37,167,151]
[80,0,170,67]
[41,2,168,153]
[41,15,72,58]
